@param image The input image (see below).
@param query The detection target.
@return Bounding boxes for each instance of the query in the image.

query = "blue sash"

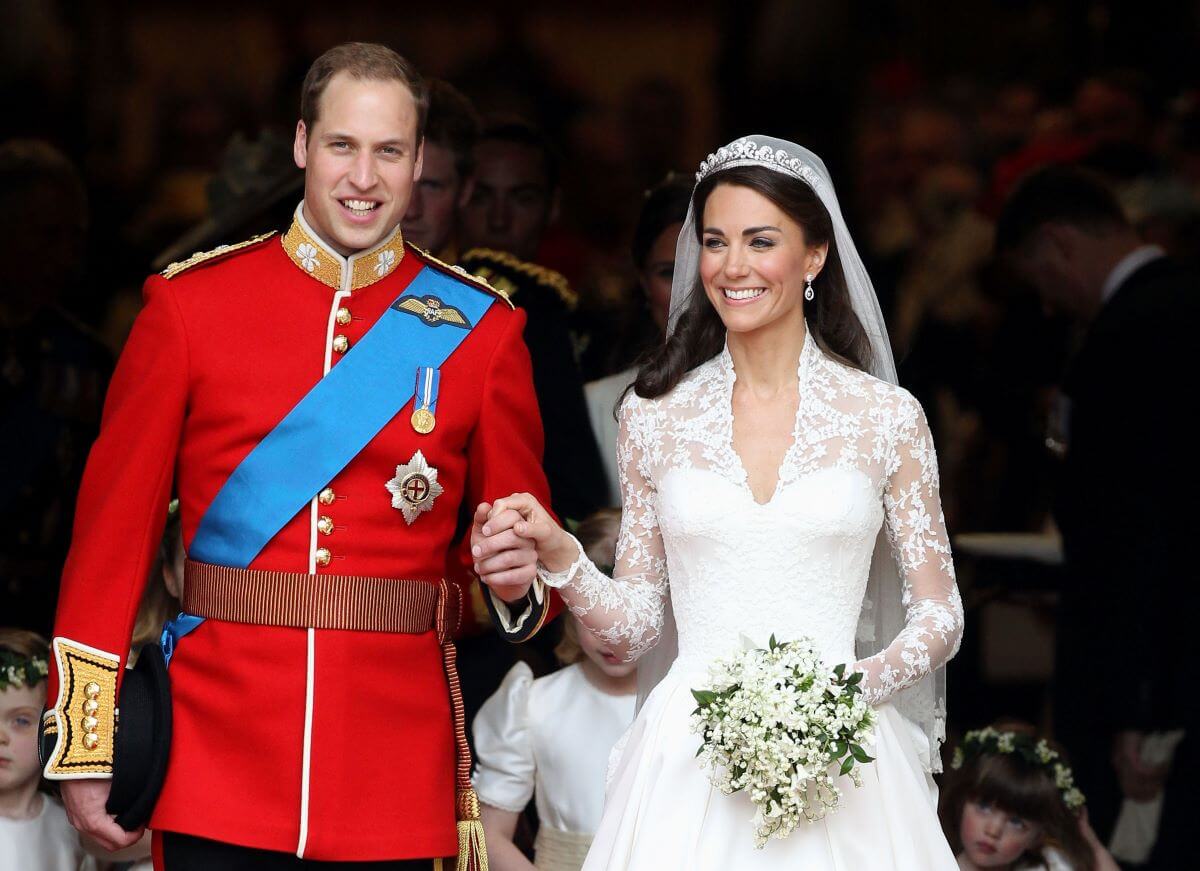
[189,265,495,570]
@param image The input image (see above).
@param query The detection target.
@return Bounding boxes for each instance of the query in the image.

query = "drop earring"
[804,273,815,302]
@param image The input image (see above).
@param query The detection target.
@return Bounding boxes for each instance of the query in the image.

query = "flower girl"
[473,509,636,871]
[941,722,1120,871]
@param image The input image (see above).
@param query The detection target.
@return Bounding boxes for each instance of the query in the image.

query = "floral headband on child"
[952,727,1086,810]
[0,648,50,692]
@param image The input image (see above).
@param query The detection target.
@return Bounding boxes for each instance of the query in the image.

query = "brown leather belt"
[182,559,481,868]
[182,559,458,637]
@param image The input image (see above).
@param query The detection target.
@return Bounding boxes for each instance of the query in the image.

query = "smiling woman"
[474,136,964,869]
[632,164,874,401]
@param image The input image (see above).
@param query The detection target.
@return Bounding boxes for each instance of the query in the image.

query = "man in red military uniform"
[41,43,555,869]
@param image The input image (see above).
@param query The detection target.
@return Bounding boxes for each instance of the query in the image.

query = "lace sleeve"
[854,393,964,706]
[537,396,669,661]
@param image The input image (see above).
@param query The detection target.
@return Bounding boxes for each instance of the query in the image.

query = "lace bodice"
[542,333,963,706]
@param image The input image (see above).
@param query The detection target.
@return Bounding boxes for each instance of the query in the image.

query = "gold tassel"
[455,788,489,871]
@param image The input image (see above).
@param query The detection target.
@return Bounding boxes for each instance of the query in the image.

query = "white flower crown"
[952,727,1086,810]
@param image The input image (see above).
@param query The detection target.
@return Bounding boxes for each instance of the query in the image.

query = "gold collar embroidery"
[282,203,406,291]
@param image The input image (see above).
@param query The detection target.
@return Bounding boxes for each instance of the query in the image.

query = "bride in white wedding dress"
[477,136,964,869]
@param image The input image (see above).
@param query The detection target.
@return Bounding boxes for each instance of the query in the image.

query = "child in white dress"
[0,628,99,871]
[473,510,636,871]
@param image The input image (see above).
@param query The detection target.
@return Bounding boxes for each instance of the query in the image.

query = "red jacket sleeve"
[462,307,562,641]
[43,275,187,778]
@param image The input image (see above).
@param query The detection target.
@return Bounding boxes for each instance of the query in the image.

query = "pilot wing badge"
[394,295,472,329]
[386,450,445,525]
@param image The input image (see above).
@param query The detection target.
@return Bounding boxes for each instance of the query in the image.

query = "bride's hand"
[478,492,577,572]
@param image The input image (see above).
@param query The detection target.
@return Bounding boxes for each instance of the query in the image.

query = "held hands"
[60,778,144,852]
[471,493,574,600]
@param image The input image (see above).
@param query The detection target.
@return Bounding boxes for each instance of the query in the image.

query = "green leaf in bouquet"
[846,671,862,686]
[692,689,717,706]
[831,739,846,758]
[769,634,779,650]
[850,743,873,763]
[839,756,855,776]
[832,662,846,679]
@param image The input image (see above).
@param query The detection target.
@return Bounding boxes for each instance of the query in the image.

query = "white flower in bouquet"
[690,635,877,848]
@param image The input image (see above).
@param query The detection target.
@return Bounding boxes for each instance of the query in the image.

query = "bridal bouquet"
[690,635,877,847]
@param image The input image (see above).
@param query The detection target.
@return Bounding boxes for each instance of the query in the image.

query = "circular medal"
[411,407,436,434]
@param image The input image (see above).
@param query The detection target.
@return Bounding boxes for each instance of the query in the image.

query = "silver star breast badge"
[386,450,445,525]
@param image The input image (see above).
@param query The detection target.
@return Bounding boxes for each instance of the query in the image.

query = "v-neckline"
[721,330,814,507]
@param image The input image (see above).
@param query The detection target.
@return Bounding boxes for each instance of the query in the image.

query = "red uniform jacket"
[42,208,556,861]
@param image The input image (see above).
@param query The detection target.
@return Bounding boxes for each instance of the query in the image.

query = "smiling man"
[43,43,555,870]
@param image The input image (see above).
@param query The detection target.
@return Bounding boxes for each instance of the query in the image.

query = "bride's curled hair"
[633,165,874,400]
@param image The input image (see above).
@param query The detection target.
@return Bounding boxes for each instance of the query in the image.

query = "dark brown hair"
[632,165,874,400]
[423,80,481,181]
[940,722,1094,871]
[300,43,428,140]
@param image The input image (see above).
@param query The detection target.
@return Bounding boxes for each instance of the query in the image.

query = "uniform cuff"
[483,578,549,643]
[42,637,120,780]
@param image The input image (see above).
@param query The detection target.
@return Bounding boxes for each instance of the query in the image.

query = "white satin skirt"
[582,665,958,870]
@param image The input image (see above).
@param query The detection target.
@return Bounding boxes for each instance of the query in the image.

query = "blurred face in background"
[575,615,637,680]
[1006,226,1095,321]
[402,141,472,255]
[640,220,682,332]
[458,139,556,262]
[294,72,424,256]
[0,176,87,317]
[0,681,44,794]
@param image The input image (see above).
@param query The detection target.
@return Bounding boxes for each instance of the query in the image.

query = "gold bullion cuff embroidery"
[484,577,549,643]
[42,637,120,780]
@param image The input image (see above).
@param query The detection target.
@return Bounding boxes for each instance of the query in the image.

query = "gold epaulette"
[460,247,579,311]
[406,242,514,310]
[160,231,278,279]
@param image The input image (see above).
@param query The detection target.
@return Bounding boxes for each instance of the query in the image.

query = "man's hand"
[1112,730,1170,802]
[60,778,144,852]
[471,501,537,603]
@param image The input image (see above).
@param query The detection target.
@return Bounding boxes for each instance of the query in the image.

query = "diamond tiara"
[696,138,826,192]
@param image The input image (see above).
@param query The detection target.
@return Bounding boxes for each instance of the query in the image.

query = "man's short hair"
[423,80,481,181]
[478,119,561,191]
[995,165,1129,253]
[300,42,428,140]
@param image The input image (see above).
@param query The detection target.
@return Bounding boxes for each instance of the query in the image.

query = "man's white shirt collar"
[1101,244,1166,305]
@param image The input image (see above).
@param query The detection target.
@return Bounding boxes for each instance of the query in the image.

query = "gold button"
[336,307,352,326]
[82,732,100,751]
[332,335,350,354]
[315,548,331,567]
[83,699,99,716]
[81,716,99,732]
[84,682,101,699]
[317,515,334,535]
[318,487,336,506]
